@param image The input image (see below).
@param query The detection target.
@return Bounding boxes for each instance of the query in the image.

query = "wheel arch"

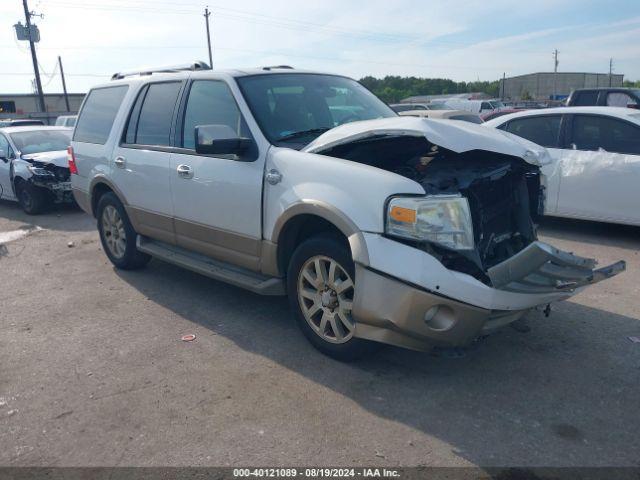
[270,201,370,278]
[89,176,128,218]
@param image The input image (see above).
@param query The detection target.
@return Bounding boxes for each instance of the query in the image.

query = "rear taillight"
[67,146,78,175]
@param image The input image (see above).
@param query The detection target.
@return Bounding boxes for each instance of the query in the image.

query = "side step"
[136,236,285,296]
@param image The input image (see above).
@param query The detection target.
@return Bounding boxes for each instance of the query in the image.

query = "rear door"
[169,79,265,271]
[503,114,564,213]
[556,114,640,224]
[111,81,184,244]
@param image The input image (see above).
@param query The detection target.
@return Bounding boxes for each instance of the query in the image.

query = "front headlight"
[27,165,54,176]
[386,195,474,250]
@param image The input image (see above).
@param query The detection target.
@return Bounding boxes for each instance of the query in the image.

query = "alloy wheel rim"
[102,205,127,259]
[297,255,355,344]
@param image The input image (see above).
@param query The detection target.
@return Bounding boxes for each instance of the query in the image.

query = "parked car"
[481,108,526,122]
[70,64,624,360]
[390,103,430,113]
[484,106,640,226]
[0,119,45,127]
[0,126,74,214]
[55,115,78,128]
[435,98,505,114]
[398,109,483,124]
[566,88,639,108]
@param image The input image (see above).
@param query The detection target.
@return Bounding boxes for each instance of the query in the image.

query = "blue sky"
[1,0,639,93]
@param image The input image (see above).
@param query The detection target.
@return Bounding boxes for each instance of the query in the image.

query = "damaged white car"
[70,65,625,360]
[0,126,74,214]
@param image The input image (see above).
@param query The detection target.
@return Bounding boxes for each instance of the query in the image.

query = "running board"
[136,236,285,296]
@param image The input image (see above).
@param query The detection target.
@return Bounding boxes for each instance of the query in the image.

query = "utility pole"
[58,56,70,112]
[609,58,613,87]
[204,7,213,68]
[552,49,559,101]
[502,72,506,101]
[22,0,46,112]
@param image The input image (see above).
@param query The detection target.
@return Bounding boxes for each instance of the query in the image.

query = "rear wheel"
[16,181,47,215]
[287,234,376,361]
[96,192,150,270]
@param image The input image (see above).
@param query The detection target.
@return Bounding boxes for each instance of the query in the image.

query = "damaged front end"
[14,152,74,203]
[305,117,625,293]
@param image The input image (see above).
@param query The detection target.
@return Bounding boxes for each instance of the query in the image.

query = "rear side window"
[572,91,598,106]
[124,82,182,147]
[571,115,640,155]
[606,92,637,108]
[74,86,128,144]
[505,115,562,148]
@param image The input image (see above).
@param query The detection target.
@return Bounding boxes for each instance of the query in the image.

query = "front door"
[556,114,640,224]
[0,134,15,200]
[110,81,184,244]
[169,79,265,271]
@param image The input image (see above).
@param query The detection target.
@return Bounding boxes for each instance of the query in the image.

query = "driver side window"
[181,80,251,150]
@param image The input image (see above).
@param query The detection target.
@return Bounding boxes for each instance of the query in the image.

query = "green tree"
[359,76,500,103]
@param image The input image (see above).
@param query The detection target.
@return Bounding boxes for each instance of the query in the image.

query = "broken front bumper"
[487,241,626,294]
[351,234,625,351]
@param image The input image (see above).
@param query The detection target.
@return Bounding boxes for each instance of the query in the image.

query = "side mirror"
[195,125,255,158]
[0,156,7,163]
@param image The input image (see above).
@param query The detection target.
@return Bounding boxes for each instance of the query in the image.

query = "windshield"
[237,74,396,145]
[10,129,72,155]
[489,100,505,109]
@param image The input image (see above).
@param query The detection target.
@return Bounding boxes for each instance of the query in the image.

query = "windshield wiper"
[277,127,331,142]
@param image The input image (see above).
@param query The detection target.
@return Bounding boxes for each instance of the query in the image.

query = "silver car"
[0,126,74,214]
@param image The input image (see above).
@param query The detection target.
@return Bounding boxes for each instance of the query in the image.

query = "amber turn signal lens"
[390,206,417,223]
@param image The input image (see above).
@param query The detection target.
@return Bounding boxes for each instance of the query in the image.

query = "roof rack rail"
[261,65,294,71]
[111,61,211,80]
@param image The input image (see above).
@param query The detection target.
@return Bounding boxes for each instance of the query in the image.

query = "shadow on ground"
[115,251,640,466]
[0,199,94,233]
[539,217,639,250]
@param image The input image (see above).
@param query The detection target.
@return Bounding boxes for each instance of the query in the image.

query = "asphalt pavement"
[0,200,638,468]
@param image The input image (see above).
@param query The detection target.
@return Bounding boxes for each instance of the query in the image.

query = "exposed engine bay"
[318,135,544,282]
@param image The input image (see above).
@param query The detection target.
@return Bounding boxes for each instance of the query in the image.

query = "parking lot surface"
[1,200,639,467]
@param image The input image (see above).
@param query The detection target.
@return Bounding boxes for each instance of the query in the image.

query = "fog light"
[424,305,456,331]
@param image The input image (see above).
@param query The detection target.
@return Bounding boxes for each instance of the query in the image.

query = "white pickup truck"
[69,63,624,360]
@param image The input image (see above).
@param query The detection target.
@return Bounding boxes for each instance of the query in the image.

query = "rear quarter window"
[74,86,128,144]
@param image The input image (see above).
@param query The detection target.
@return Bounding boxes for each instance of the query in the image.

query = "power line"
[44,0,413,41]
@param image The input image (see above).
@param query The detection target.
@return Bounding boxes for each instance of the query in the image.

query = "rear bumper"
[352,266,529,351]
[72,187,92,215]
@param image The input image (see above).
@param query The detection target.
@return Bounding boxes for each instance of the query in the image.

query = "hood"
[303,116,550,166]
[21,150,69,168]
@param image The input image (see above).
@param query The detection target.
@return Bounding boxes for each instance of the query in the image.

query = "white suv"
[69,63,624,360]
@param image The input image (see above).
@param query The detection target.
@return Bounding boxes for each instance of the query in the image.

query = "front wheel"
[16,181,47,215]
[287,234,376,361]
[96,192,151,270]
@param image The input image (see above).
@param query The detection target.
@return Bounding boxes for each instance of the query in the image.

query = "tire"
[16,181,47,215]
[96,192,151,270]
[287,234,376,361]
